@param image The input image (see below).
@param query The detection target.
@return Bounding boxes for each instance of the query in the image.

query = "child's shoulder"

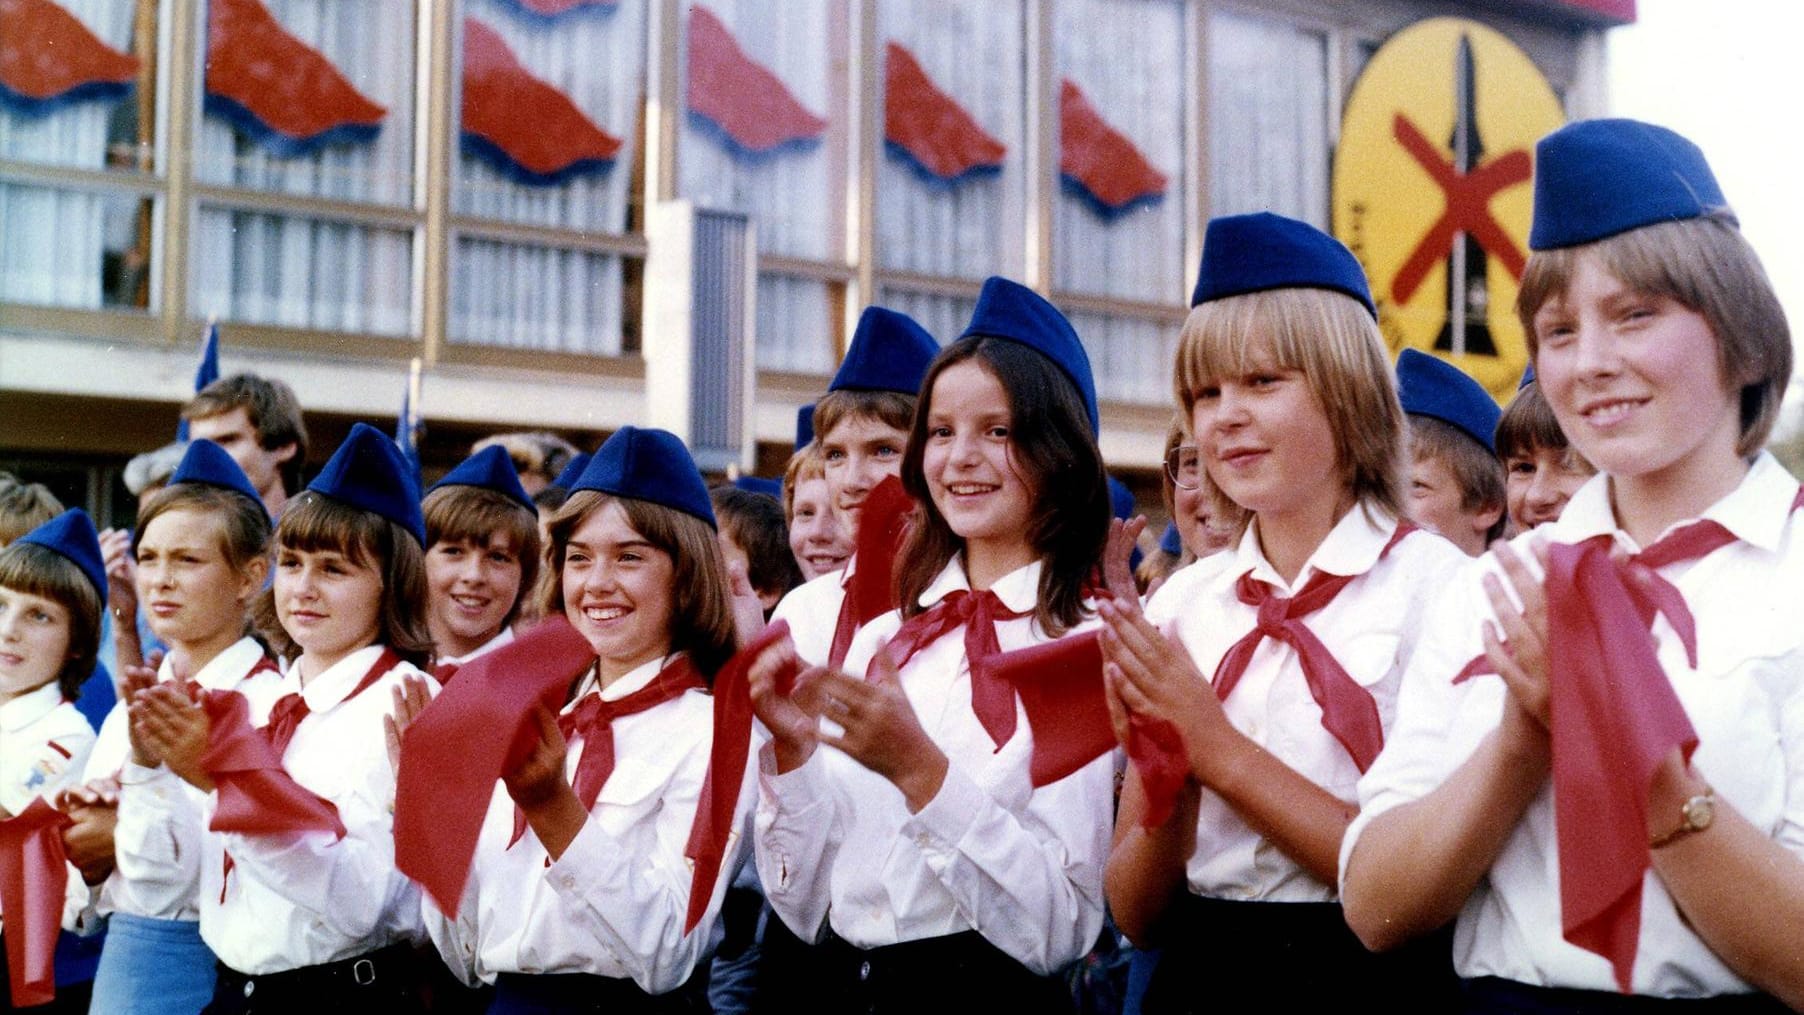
[773,567,847,620]
[1144,550,1238,622]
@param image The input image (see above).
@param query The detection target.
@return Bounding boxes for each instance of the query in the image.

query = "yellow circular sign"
[1333,18,1564,402]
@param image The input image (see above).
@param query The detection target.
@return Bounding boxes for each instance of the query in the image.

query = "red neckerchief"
[221,649,395,899]
[1452,485,1804,991]
[882,589,1031,749]
[1210,522,1416,772]
[507,657,704,846]
[262,648,400,758]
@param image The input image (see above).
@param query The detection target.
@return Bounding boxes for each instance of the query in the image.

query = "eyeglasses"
[1165,445,1202,491]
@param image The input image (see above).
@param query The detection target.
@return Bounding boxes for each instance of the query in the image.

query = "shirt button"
[243,981,255,998]
[859,960,871,981]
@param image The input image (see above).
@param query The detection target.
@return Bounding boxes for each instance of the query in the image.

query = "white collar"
[0,680,66,733]
[438,627,515,668]
[158,636,270,691]
[572,652,686,705]
[1234,505,1400,594]
[291,643,392,713]
[1556,452,1798,555]
[917,556,1045,615]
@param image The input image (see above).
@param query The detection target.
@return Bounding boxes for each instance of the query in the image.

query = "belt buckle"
[353,958,377,986]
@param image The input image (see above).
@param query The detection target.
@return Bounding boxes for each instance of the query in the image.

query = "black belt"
[490,971,699,1014]
[818,929,1074,1014]
[1140,895,1457,1012]
[214,941,416,1008]
[1461,977,1790,1014]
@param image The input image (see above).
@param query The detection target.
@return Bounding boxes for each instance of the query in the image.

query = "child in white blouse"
[398,426,748,1013]
[748,277,1116,1014]
[1342,119,1804,1010]
[133,423,436,1013]
[1099,212,1467,1011]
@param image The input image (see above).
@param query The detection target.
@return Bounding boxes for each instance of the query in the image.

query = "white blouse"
[755,557,1115,976]
[1342,453,1804,996]
[423,654,750,994]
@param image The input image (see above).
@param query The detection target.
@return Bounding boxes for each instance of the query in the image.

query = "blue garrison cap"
[830,307,938,396]
[1159,520,1183,557]
[1191,212,1376,318]
[732,475,783,500]
[960,277,1100,434]
[16,510,107,599]
[1397,348,1502,454]
[169,439,268,521]
[551,453,591,492]
[571,427,716,530]
[1108,477,1135,521]
[1529,118,1730,251]
[794,404,816,451]
[429,445,535,513]
[307,422,427,545]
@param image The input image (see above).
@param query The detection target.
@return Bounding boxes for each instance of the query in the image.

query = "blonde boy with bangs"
[1102,212,1465,1010]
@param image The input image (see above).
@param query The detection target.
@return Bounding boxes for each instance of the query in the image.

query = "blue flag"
[397,361,423,494]
[175,322,220,441]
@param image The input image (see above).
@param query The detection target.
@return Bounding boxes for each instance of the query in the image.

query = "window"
[450,0,646,355]
[191,0,419,336]
[1208,8,1330,225]
[679,0,846,373]
[874,0,1026,339]
[1053,0,1189,404]
[0,0,158,311]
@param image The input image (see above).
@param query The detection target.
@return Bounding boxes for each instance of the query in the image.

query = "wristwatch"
[1648,787,1715,849]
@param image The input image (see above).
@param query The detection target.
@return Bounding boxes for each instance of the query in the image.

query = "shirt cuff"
[117,761,175,789]
[900,761,986,854]
[545,813,631,905]
[757,741,831,813]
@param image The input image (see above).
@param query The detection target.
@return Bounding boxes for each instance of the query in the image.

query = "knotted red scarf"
[207,650,391,892]
[1542,537,1699,992]
[883,589,1030,749]
[0,799,72,1007]
[1452,514,1774,992]
[395,617,597,916]
[507,659,704,846]
[1210,523,1415,773]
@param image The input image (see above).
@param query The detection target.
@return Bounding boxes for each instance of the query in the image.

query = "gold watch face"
[1683,794,1715,832]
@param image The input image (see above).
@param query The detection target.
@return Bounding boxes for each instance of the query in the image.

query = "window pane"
[1054,0,1185,305]
[875,0,1025,281]
[0,0,155,174]
[875,286,971,349]
[755,273,834,373]
[196,0,415,206]
[680,0,837,261]
[1207,9,1327,226]
[449,236,626,356]
[1066,309,1179,406]
[0,185,154,310]
[678,1,839,373]
[190,207,412,335]
[454,0,643,233]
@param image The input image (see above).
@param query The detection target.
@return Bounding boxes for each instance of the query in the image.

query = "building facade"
[0,0,1630,525]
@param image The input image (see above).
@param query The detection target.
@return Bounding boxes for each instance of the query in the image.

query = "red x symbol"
[1389,113,1532,306]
